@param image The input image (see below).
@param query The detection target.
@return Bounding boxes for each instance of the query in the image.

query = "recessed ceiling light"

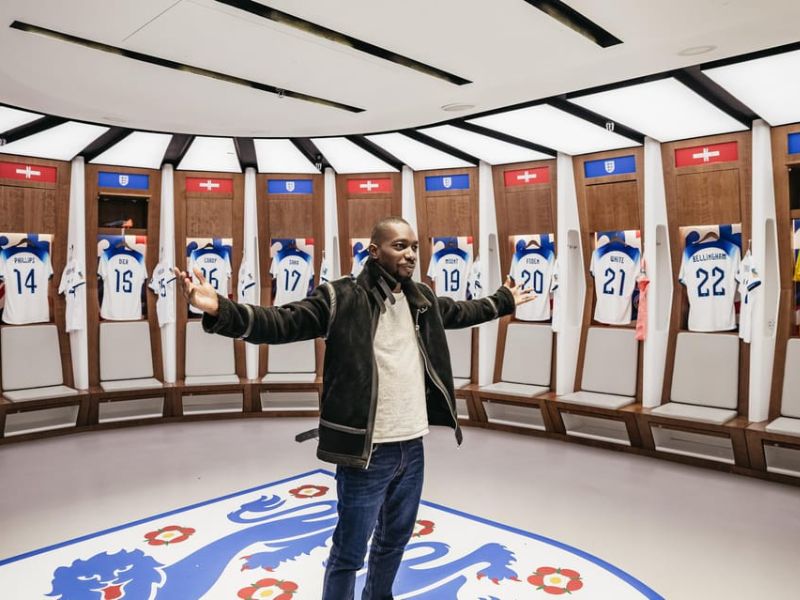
[678,45,717,56]
[441,103,476,112]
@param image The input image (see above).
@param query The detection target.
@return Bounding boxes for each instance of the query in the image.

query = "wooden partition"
[174,170,247,413]
[745,123,800,481]
[0,154,88,441]
[336,172,401,276]
[254,173,324,415]
[413,167,480,421]
[637,132,752,469]
[473,160,559,432]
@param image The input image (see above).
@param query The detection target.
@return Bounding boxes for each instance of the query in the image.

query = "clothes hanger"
[526,238,541,249]
[11,236,31,248]
[697,230,719,244]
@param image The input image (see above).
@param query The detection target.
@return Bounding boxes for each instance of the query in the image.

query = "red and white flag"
[0,161,57,183]
[347,178,392,194]
[675,142,738,167]
[504,167,549,187]
[186,177,233,193]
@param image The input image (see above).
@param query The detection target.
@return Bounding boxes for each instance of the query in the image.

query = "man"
[174,217,534,599]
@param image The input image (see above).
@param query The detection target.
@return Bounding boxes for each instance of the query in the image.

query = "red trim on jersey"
[675,142,738,167]
[0,161,57,183]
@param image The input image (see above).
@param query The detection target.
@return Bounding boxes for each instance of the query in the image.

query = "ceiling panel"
[366,133,472,171]
[0,106,43,134]
[419,125,552,165]
[254,139,318,173]
[0,121,108,161]
[177,136,241,172]
[312,137,396,174]
[90,131,173,169]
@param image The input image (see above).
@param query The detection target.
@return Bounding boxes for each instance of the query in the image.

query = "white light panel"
[177,137,241,173]
[312,137,396,174]
[469,104,638,155]
[705,50,800,126]
[0,107,43,134]
[254,139,318,173]
[90,131,172,169]
[570,78,746,142]
[365,133,472,171]
[0,121,108,161]
[419,125,552,165]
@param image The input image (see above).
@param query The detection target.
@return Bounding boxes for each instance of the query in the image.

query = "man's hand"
[173,267,220,317]
[504,276,537,306]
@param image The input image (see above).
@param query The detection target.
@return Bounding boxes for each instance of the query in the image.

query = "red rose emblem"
[527,566,583,595]
[237,577,298,600]
[412,519,435,537]
[288,484,329,499]
[144,525,195,546]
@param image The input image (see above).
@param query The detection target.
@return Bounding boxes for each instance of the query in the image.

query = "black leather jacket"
[203,258,515,468]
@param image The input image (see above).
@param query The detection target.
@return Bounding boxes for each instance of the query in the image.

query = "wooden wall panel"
[585,180,640,232]
[85,164,164,386]
[661,132,752,414]
[0,154,72,390]
[174,171,245,382]
[335,172,401,276]
[256,173,325,378]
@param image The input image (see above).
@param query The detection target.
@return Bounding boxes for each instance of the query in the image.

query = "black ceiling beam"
[290,138,329,172]
[234,137,258,171]
[346,135,405,171]
[451,121,557,157]
[214,0,471,86]
[672,66,758,127]
[79,127,134,163]
[402,129,479,165]
[522,0,622,48]
[548,97,645,144]
[162,134,195,167]
[0,115,67,145]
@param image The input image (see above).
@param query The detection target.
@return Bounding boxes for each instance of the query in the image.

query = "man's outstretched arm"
[174,267,330,344]
[436,277,535,329]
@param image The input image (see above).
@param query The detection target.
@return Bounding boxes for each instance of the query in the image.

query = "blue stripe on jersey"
[268,179,313,194]
[431,237,468,261]
[595,240,641,262]
[584,155,636,178]
[425,174,470,191]
[98,172,150,189]
[789,132,800,155]
[102,245,145,264]
[682,238,739,262]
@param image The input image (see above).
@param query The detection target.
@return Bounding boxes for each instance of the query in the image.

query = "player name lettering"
[12,256,35,263]
[118,258,129,264]
[288,259,301,265]
[609,256,625,263]
[202,257,216,263]
[444,258,459,264]
[691,252,727,262]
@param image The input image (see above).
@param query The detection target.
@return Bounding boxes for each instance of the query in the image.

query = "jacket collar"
[357,257,431,312]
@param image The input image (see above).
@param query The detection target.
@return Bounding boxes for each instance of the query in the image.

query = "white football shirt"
[270,244,314,306]
[427,239,472,301]
[59,257,86,332]
[737,250,760,343]
[0,245,53,324]
[590,242,641,325]
[99,247,148,321]
[550,258,562,333]
[237,256,257,304]
[467,257,482,300]
[148,261,176,327]
[511,245,556,321]
[679,239,741,332]
[351,240,370,278]
[188,247,232,315]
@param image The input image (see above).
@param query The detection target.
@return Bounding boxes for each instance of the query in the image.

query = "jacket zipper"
[414,307,461,438]
[364,306,381,469]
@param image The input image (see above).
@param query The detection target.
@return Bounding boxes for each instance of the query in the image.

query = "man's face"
[370,222,419,280]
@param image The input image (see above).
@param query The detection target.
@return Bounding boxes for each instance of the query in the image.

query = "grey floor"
[1,418,799,599]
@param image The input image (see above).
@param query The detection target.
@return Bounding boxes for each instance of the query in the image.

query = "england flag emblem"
[443,177,452,189]
[604,161,616,174]
[118,175,129,187]
[286,181,295,192]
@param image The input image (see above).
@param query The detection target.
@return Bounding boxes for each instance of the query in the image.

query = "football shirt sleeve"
[426,253,436,281]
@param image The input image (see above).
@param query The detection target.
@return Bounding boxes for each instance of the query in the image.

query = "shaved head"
[370,216,412,245]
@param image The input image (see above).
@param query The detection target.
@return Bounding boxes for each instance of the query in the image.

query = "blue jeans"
[322,437,425,600]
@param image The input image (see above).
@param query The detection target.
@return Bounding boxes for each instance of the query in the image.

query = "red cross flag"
[347,178,392,194]
[675,142,738,167]
[0,161,57,183]
[504,167,549,187]
[186,177,233,193]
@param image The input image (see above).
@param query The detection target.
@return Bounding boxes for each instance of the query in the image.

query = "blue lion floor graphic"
[0,469,663,599]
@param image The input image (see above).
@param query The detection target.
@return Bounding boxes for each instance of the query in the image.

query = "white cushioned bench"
[185,321,239,386]
[100,321,162,391]
[446,329,472,389]
[481,323,551,397]
[651,332,739,424]
[558,327,637,410]
[263,340,316,384]
[763,339,800,437]
[2,325,78,401]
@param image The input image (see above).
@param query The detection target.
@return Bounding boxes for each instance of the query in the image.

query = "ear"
[368,243,379,259]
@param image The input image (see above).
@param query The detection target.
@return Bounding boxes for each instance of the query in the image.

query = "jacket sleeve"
[435,285,515,329]
[202,283,331,344]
